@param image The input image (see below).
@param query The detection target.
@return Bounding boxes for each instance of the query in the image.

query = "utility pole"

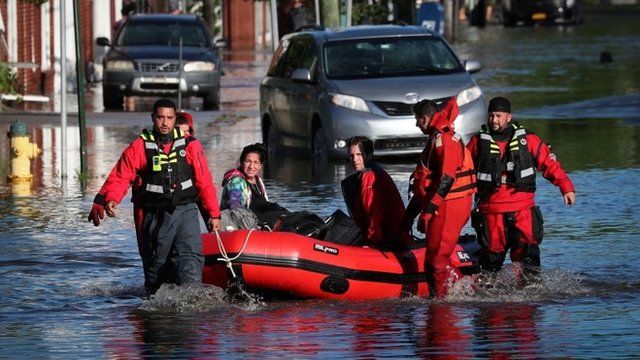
[73,0,88,180]
[61,0,67,180]
[444,0,457,43]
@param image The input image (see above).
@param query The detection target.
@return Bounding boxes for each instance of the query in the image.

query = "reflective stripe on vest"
[180,179,193,190]
[477,172,492,181]
[146,184,164,193]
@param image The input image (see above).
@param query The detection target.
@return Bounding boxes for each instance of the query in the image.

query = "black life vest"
[138,128,198,209]
[476,122,536,197]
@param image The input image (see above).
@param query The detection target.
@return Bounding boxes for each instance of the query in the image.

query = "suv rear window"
[324,36,462,79]
[116,20,209,47]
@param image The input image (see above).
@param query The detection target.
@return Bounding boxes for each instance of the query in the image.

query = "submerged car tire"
[103,88,123,110]
[469,0,487,27]
[202,92,220,111]
[502,11,517,27]
[312,127,329,163]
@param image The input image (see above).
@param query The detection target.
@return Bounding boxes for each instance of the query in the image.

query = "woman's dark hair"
[347,136,374,157]
[240,143,267,164]
[411,99,439,119]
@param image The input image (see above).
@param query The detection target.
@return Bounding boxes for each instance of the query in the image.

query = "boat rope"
[215,228,254,278]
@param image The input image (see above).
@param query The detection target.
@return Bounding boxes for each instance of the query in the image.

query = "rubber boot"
[479,250,506,273]
[517,244,541,288]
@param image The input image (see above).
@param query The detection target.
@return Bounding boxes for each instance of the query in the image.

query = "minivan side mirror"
[464,60,482,74]
[214,38,227,48]
[291,68,313,82]
[96,37,111,47]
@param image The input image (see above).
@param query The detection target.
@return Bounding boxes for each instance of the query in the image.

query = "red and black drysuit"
[467,122,574,273]
[90,128,220,295]
[342,162,411,250]
[404,98,477,298]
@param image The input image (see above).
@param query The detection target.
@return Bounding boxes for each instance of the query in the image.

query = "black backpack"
[323,209,363,246]
[274,211,328,238]
[251,201,290,230]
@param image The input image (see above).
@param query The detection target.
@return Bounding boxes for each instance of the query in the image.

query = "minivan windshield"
[116,20,209,47]
[324,36,462,79]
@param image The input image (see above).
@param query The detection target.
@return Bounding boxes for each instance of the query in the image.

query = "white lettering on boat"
[314,243,339,255]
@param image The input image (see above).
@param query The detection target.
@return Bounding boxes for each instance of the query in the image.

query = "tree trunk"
[202,0,216,35]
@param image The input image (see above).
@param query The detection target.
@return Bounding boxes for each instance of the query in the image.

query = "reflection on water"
[2,9,640,358]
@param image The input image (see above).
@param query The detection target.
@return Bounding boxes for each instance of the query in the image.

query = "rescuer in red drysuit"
[466,96,575,281]
[402,97,477,299]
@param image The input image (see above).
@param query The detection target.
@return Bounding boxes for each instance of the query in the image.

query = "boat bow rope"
[214,228,255,278]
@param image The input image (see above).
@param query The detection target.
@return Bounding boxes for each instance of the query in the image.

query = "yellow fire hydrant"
[8,120,41,183]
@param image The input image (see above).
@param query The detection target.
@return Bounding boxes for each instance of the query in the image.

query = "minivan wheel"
[312,127,329,163]
[103,87,123,110]
[202,92,220,110]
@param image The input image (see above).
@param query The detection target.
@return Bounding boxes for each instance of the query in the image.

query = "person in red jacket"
[467,96,576,281]
[341,136,410,250]
[176,111,195,136]
[402,97,477,299]
[87,98,221,297]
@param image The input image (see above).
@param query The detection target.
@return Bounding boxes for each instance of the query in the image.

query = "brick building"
[1,0,99,110]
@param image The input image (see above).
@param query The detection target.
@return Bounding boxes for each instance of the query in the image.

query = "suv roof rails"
[387,20,409,26]
[294,25,326,32]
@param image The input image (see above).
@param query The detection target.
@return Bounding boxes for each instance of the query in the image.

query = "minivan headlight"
[456,85,483,106]
[329,93,370,113]
[184,61,216,72]
[105,60,134,70]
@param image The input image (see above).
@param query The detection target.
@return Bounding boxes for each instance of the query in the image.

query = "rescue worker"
[87,98,221,297]
[341,136,411,250]
[402,97,477,299]
[176,111,195,136]
[467,96,575,280]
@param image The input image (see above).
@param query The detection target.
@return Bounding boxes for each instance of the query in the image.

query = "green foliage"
[0,63,21,94]
[352,0,389,25]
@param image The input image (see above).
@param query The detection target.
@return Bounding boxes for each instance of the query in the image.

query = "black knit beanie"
[488,96,512,113]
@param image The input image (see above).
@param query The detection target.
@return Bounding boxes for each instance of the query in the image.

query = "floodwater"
[1,9,640,359]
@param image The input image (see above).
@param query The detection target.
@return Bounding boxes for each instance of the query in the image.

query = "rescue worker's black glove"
[402,198,421,232]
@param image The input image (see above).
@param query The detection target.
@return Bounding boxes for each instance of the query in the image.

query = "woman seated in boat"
[219,143,270,230]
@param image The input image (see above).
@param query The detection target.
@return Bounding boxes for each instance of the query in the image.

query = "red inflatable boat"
[202,230,480,300]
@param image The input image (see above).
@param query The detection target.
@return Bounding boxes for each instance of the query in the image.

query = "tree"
[202,0,216,34]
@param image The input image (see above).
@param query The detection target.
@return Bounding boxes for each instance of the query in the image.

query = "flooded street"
[1,9,640,358]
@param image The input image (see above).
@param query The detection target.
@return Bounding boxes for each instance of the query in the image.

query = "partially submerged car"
[97,14,223,110]
[500,0,585,26]
[260,25,486,160]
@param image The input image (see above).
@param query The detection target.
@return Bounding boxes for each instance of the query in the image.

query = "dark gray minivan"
[97,14,223,110]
